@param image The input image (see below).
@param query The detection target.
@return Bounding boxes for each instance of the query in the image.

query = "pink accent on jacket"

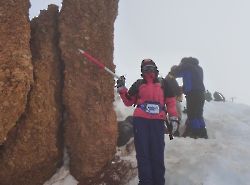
[119,74,177,120]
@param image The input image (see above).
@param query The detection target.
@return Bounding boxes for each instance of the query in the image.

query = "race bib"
[145,103,160,114]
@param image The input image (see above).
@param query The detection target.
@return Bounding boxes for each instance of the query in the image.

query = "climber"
[165,65,183,136]
[116,59,178,185]
[170,57,208,139]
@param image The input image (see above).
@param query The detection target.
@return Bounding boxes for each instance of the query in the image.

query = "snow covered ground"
[44,100,250,185]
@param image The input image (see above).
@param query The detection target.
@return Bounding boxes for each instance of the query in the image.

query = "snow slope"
[44,101,250,185]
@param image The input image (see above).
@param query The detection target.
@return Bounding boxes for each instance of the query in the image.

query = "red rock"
[0,5,63,185]
[0,0,33,145]
[59,0,119,182]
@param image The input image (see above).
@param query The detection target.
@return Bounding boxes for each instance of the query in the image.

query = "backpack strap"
[127,79,144,97]
[127,79,145,106]
[156,77,167,100]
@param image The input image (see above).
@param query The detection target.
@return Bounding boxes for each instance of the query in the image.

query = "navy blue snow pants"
[132,117,165,185]
[186,91,206,129]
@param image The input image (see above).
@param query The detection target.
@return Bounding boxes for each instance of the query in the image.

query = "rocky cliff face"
[0,5,63,185]
[0,0,33,145]
[59,0,118,181]
[0,0,120,184]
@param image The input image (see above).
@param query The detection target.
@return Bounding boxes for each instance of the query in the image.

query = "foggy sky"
[30,0,250,105]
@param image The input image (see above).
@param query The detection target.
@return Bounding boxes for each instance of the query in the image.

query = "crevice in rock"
[53,8,66,168]
[0,80,34,156]
[0,5,65,185]
[1,1,121,184]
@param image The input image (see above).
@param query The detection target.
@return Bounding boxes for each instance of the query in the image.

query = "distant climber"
[213,91,225,102]
[165,65,183,136]
[204,90,213,102]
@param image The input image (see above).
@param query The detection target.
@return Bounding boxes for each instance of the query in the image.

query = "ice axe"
[78,49,121,79]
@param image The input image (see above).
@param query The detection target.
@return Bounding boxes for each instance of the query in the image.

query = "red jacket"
[119,73,177,120]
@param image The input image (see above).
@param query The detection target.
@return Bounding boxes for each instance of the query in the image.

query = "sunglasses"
[142,65,156,73]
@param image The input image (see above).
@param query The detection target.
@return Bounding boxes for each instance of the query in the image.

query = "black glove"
[116,76,126,88]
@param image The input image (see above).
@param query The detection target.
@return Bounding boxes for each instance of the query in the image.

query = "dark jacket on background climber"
[171,57,208,139]
[172,57,205,94]
[165,66,183,136]
[117,59,178,185]
[165,65,182,98]
[165,73,182,98]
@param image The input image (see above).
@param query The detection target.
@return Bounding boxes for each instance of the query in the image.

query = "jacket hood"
[181,57,199,65]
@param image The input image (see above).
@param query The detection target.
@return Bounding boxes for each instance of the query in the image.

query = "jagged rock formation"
[0,5,63,185]
[0,0,120,184]
[59,0,119,182]
[0,0,33,145]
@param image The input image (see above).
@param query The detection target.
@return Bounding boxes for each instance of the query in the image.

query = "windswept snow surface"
[45,101,250,185]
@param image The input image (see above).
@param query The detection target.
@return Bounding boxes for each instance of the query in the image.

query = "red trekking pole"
[78,49,120,79]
